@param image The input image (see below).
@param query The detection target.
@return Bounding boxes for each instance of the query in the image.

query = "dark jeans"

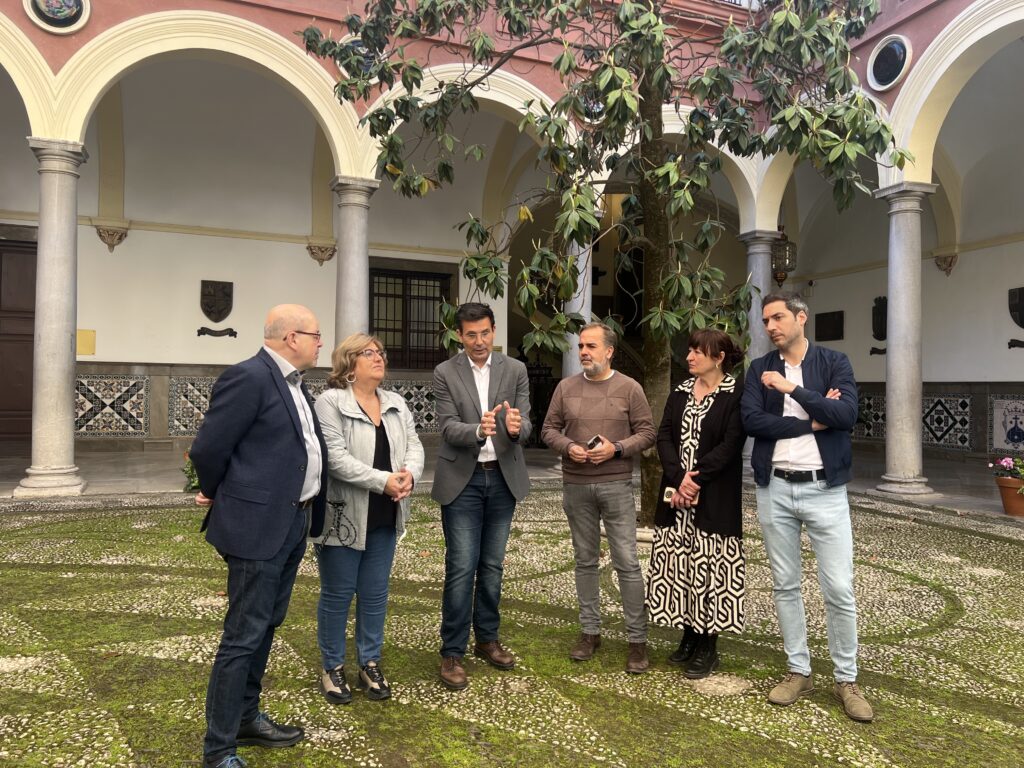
[439,465,516,658]
[203,507,307,762]
[316,525,398,669]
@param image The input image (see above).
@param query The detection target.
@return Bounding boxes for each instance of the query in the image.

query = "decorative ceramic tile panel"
[167,376,215,437]
[922,395,971,450]
[854,394,885,441]
[384,380,437,432]
[167,376,437,436]
[854,393,972,450]
[990,396,1024,455]
[75,376,149,438]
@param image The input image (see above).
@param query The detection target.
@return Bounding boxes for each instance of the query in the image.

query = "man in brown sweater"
[541,322,656,672]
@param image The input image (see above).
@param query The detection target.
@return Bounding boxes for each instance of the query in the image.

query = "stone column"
[331,176,379,344]
[738,230,780,362]
[562,240,594,376]
[873,182,936,495]
[738,230,780,469]
[15,138,89,497]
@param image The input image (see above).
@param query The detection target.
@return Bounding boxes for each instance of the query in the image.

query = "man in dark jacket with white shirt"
[190,304,328,768]
[741,291,873,723]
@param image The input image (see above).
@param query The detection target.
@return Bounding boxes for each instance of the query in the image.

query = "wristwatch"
[613,443,623,459]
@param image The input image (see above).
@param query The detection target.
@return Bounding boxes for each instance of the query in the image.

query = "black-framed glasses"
[359,348,387,361]
[287,330,322,341]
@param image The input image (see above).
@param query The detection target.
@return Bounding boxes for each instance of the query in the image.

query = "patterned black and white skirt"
[646,507,745,634]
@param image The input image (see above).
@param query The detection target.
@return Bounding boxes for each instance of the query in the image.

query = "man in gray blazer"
[432,302,532,690]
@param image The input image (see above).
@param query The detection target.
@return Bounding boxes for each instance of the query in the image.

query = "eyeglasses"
[287,330,322,341]
[359,348,387,361]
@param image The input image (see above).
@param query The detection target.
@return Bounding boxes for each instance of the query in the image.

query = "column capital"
[873,181,937,201]
[28,137,88,168]
[331,175,379,208]
[738,229,782,246]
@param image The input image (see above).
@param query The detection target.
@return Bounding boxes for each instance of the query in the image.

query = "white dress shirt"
[468,351,497,463]
[771,342,824,471]
[263,345,322,501]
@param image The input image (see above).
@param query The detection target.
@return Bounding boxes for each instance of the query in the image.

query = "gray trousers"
[562,480,647,642]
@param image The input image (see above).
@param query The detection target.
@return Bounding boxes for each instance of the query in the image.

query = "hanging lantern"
[771,226,797,287]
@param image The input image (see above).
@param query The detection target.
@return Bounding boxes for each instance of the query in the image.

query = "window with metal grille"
[370,269,451,369]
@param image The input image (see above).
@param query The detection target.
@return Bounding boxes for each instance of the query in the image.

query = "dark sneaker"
[440,656,468,690]
[833,681,874,722]
[206,755,247,768]
[321,664,352,705]
[569,632,601,661]
[625,642,649,674]
[358,661,392,701]
[235,712,303,748]
[768,672,815,705]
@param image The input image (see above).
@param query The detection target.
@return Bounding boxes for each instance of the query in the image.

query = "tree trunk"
[636,74,671,529]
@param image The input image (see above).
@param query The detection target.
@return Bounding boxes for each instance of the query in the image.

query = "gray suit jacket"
[431,351,532,505]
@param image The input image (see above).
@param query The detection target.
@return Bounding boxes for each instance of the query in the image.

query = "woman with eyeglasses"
[312,333,424,703]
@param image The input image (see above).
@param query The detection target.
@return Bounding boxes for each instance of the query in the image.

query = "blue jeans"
[562,480,647,642]
[439,465,516,658]
[316,525,397,669]
[204,507,307,762]
[756,474,858,682]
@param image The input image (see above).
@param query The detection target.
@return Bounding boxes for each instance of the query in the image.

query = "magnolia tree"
[304,0,909,522]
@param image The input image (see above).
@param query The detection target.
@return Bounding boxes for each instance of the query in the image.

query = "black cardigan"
[654,379,746,538]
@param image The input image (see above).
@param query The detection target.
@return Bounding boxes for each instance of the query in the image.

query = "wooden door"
[0,241,36,437]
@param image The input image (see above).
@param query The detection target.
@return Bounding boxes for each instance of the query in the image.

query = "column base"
[875,474,934,496]
[14,466,88,497]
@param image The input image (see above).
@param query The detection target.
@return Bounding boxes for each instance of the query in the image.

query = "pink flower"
[999,458,1014,470]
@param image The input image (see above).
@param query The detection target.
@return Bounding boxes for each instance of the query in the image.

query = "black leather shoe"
[684,634,719,680]
[236,712,304,748]
[205,756,247,768]
[669,627,699,665]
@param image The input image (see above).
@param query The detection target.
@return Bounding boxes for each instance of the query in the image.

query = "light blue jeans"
[756,474,858,682]
[316,525,397,669]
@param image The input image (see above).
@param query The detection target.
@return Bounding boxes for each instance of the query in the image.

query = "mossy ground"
[1,490,1022,767]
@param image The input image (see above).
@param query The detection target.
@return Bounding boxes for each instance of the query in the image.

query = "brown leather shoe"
[625,641,649,674]
[439,656,468,690]
[473,640,515,670]
[569,632,601,661]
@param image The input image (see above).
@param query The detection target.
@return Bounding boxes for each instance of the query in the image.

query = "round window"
[868,36,912,92]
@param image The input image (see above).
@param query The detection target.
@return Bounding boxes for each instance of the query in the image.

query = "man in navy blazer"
[190,304,328,768]
[741,291,873,724]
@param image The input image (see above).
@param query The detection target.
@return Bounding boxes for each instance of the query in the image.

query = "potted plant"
[182,450,200,493]
[990,456,1024,517]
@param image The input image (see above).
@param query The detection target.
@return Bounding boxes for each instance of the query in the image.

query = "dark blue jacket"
[741,342,858,488]
[190,348,327,560]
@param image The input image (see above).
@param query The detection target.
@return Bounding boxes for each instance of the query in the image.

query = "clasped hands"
[479,400,522,439]
[567,435,616,465]
[760,371,841,431]
[670,470,701,510]
[384,467,414,501]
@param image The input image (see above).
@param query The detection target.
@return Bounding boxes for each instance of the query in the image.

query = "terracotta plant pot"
[995,476,1024,517]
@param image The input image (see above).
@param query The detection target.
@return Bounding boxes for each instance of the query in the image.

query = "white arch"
[0,12,56,135]
[660,106,759,232]
[881,0,1024,187]
[45,11,374,178]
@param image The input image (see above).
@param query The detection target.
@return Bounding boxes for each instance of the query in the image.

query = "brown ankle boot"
[569,632,601,661]
[625,642,649,674]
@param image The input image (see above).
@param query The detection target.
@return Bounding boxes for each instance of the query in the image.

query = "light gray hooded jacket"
[311,385,424,550]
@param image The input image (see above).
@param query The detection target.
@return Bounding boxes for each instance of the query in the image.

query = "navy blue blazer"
[190,348,327,560]
[741,342,858,488]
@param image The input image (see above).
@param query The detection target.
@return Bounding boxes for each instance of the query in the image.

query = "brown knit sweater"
[540,371,656,484]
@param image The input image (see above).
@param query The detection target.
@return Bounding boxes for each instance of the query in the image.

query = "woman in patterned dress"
[646,329,746,679]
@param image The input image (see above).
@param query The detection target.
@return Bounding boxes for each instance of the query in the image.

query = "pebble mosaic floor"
[0,490,1022,767]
